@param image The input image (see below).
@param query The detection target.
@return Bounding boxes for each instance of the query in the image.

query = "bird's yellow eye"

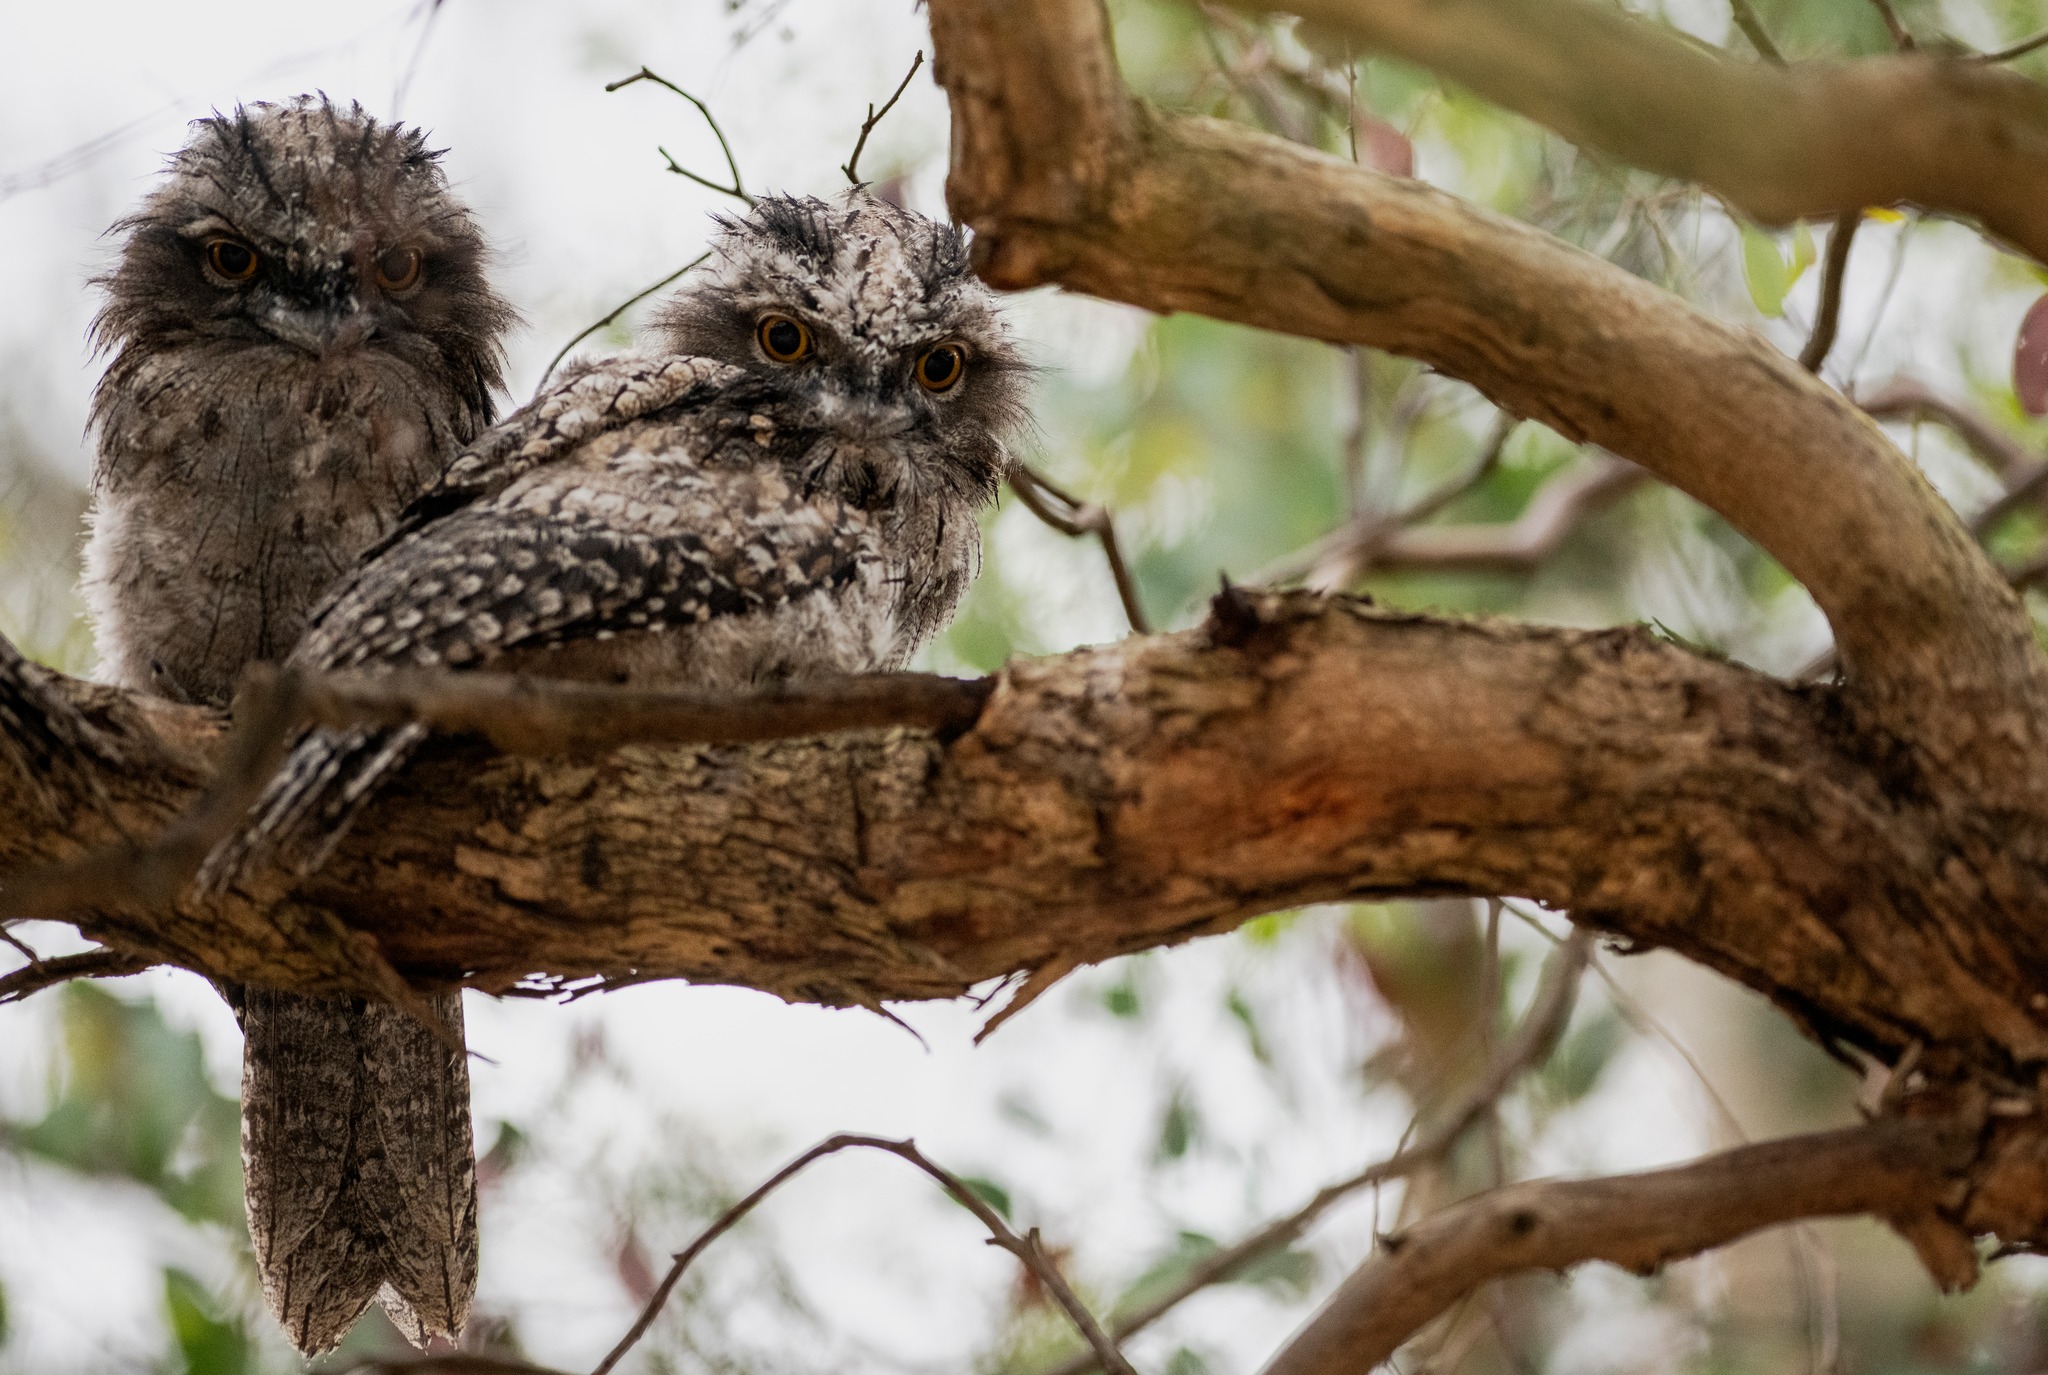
[374,245,423,292]
[757,314,811,363]
[206,238,258,282]
[916,343,966,393]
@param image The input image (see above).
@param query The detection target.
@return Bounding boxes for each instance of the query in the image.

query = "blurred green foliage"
[9,983,241,1229]
[161,1270,256,1375]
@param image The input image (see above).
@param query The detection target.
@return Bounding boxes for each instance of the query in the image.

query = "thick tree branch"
[1238,0,2048,265]
[1260,1117,1981,1375]
[7,594,2047,1081]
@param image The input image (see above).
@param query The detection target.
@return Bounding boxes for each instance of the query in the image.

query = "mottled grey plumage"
[84,97,513,1354]
[205,186,1026,930]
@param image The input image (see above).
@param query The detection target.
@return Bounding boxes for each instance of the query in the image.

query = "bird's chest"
[89,363,450,701]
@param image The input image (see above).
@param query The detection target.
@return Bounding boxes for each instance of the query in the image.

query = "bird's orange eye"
[206,238,258,282]
[374,246,423,292]
[916,343,966,393]
[757,314,811,363]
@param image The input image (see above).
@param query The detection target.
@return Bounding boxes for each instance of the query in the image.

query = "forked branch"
[1009,465,1151,632]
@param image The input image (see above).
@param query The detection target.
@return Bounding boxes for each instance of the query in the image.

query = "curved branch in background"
[1262,454,1646,587]
[1372,457,1644,574]
[1235,0,2048,265]
[1258,1117,1981,1375]
[1858,376,2036,482]
[928,0,2048,888]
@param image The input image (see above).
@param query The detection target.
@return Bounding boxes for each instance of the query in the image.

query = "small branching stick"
[535,253,710,395]
[1009,465,1152,633]
[606,66,753,205]
[590,1134,1135,1375]
[843,50,926,185]
[1975,29,2048,62]
[537,66,756,392]
[1727,0,1785,65]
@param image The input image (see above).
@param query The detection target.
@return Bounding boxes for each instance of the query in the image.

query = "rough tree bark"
[12,0,2048,1365]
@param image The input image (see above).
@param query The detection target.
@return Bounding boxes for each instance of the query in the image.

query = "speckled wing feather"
[202,391,879,890]
[358,354,748,560]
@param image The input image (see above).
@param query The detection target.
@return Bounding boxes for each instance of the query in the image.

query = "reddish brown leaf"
[1360,116,1414,179]
[2014,294,2048,416]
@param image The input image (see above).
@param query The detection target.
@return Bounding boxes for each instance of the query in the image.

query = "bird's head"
[653,189,1031,509]
[93,96,512,413]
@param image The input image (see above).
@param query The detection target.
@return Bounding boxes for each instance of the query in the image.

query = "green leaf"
[1164,1348,1212,1375]
[1113,1232,1220,1317]
[0,1276,10,1346]
[1236,1244,1319,1299]
[1100,974,1142,1019]
[1739,221,1818,319]
[1111,1230,1319,1320]
[1542,1008,1626,1105]
[1740,222,1795,317]
[1239,911,1300,946]
[1791,218,1817,274]
[162,1269,252,1375]
[1155,1086,1199,1161]
[961,1174,1014,1221]
[1225,989,1272,1065]
[12,984,242,1227]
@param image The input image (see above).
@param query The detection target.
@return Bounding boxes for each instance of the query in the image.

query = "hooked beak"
[814,389,915,440]
[260,302,377,355]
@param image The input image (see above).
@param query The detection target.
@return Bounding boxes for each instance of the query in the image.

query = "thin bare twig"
[1864,0,1915,49]
[1727,0,1785,65]
[1303,413,1521,590]
[2008,548,2048,591]
[1858,376,2034,480]
[535,253,710,395]
[1973,28,2048,62]
[1256,428,1645,590]
[1039,928,1592,1375]
[1009,466,1151,633]
[843,50,926,184]
[1342,348,1373,515]
[1855,377,2048,538]
[606,67,754,206]
[0,924,37,963]
[591,1134,1134,1375]
[0,947,154,1005]
[1368,457,1644,573]
[0,668,993,927]
[1799,211,1859,374]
